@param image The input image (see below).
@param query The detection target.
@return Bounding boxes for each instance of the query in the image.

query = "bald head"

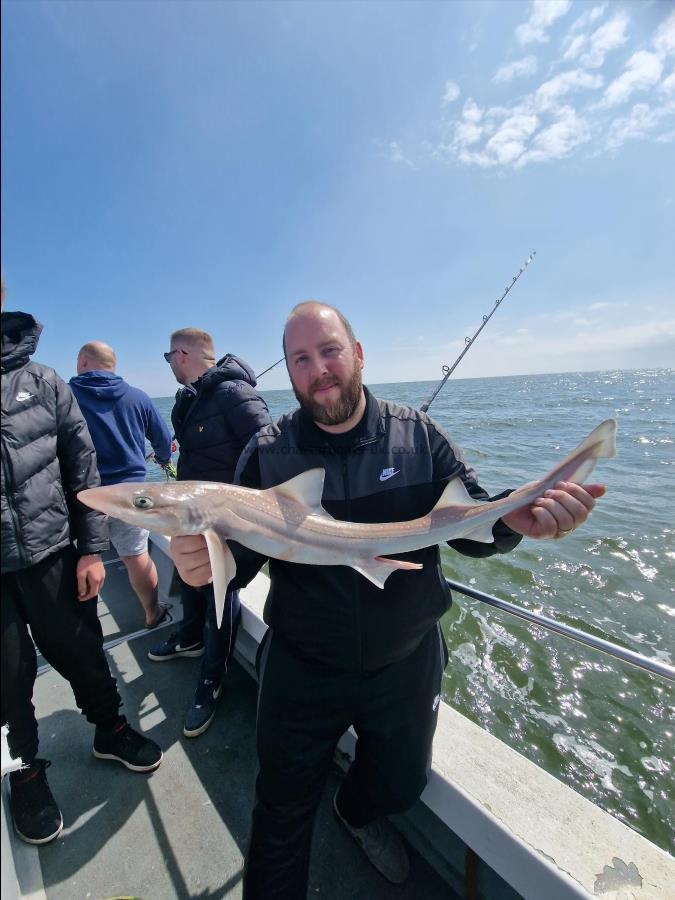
[77,341,117,374]
[283,301,356,354]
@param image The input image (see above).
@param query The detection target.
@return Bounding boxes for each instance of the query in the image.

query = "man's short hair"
[170,328,216,358]
[283,301,357,354]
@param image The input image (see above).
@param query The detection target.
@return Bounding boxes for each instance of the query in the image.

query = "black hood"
[202,354,258,389]
[1,311,44,373]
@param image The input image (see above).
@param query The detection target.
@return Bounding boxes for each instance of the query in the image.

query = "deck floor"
[23,553,453,899]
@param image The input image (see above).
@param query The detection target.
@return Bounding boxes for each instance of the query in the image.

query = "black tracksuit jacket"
[232,387,522,672]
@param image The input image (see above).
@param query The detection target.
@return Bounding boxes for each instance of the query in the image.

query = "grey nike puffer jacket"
[1,311,108,572]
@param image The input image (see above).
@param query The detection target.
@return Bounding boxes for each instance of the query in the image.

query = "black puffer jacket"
[1,311,108,572]
[172,354,272,482]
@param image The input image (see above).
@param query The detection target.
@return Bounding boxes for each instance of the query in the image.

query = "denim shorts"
[108,516,149,557]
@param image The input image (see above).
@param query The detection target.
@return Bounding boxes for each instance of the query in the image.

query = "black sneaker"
[333,789,410,884]
[9,759,63,845]
[183,677,223,738]
[93,722,163,772]
[147,631,205,662]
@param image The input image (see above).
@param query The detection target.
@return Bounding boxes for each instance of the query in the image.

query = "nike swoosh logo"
[379,470,400,482]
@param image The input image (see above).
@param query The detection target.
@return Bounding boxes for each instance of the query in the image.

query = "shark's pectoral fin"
[203,529,237,628]
[352,556,423,589]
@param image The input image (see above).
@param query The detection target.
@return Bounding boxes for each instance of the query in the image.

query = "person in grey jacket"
[1,285,163,847]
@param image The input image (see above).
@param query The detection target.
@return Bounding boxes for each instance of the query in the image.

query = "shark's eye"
[133,496,154,510]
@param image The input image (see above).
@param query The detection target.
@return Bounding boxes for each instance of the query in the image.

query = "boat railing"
[444,578,675,683]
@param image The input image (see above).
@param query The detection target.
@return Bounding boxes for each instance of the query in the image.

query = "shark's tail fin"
[553,418,617,485]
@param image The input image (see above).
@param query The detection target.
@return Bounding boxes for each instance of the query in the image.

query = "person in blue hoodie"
[147,327,272,738]
[70,342,173,628]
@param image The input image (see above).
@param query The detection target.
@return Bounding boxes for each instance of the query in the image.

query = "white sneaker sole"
[93,749,163,772]
[13,816,63,845]
[183,685,223,738]
[147,646,205,661]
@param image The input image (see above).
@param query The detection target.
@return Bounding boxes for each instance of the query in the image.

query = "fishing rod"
[257,356,285,379]
[420,251,536,413]
[446,577,675,683]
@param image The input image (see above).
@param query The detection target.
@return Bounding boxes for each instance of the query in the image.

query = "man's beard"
[293,362,363,426]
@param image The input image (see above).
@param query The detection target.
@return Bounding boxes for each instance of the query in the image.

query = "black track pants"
[1,545,122,763]
[243,625,447,899]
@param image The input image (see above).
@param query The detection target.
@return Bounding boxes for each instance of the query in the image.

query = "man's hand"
[502,481,606,540]
[171,535,212,587]
[76,554,105,601]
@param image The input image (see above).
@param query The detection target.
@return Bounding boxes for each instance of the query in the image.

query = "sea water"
[149,368,674,853]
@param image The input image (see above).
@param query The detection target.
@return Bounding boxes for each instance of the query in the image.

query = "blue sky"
[2,0,674,396]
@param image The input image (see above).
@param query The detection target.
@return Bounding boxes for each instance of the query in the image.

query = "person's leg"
[121,552,162,625]
[201,586,240,680]
[1,570,40,765]
[109,518,164,626]
[20,546,163,773]
[2,566,61,843]
[243,632,352,900]
[338,625,447,824]
[147,577,206,661]
[24,547,122,728]
[183,587,240,737]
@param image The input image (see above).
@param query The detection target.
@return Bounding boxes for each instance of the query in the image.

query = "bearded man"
[170,301,604,898]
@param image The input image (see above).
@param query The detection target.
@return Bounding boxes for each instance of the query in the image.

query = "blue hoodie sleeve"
[145,398,173,463]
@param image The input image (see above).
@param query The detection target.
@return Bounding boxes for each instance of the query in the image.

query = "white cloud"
[653,10,675,58]
[387,140,415,168]
[569,3,607,34]
[534,69,603,112]
[562,12,629,68]
[606,100,675,151]
[494,56,538,84]
[516,0,572,46]
[412,3,675,170]
[660,71,675,95]
[602,51,664,108]
[442,80,461,105]
[516,105,591,166]
[485,112,539,165]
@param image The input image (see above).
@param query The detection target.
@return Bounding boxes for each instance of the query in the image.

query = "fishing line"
[257,356,286,378]
[421,251,536,413]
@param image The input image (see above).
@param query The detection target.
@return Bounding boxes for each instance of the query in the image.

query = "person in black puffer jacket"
[1,285,163,848]
[147,327,272,739]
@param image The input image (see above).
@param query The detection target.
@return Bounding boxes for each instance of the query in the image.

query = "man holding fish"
[80,301,608,896]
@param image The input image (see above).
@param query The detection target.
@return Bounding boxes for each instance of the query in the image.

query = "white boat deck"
[2,535,673,899]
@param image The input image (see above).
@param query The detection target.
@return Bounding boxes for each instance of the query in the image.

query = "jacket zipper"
[1,422,26,569]
[341,455,363,671]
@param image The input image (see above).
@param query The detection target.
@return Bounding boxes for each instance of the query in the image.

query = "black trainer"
[9,759,63,845]
[333,789,410,884]
[93,722,163,772]
[183,676,223,738]
[147,631,205,662]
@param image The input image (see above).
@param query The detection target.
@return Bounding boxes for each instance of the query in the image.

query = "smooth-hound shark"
[79,419,616,627]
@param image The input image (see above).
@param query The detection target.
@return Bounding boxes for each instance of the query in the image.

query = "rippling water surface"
[150,369,674,853]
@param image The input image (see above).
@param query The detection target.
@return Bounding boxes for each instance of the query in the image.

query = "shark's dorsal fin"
[433,477,485,511]
[274,469,327,512]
